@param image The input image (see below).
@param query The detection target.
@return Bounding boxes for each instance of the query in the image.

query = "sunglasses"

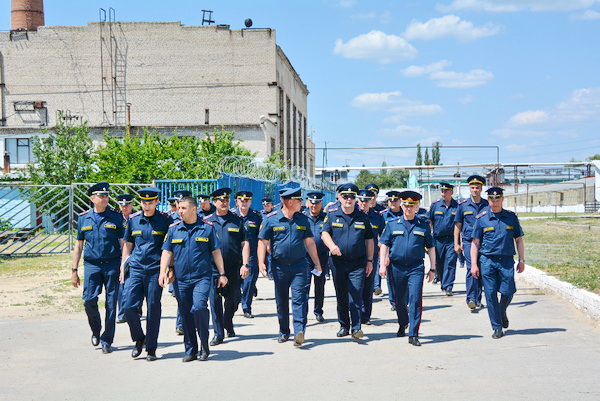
[341,194,356,200]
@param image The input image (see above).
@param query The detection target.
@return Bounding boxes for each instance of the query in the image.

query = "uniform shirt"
[258,210,314,265]
[380,207,403,223]
[374,203,386,213]
[417,208,430,222]
[428,198,459,238]
[232,208,263,259]
[302,209,328,258]
[379,216,434,265]
[471,209,524,257]
[204,211,247,267]
[77,208,124,262]
[167,210,181,223]
[198,204,216,218]
[162,220,220,281]
[366,208,385,259]
[123,211,172,271]
[454,198,489,241]
[322,206,374,261]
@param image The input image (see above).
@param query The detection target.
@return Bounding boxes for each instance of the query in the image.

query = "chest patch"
[371,225,379,229]
[435,211,443,215]
[273,226,286,231]
[195,237,209,242]
[227,228,240,232]
[81,226,92,231]
[414,231,425,237]
[332,223,344,227]
[392,230,404,235]
[104,224,117,229]
[152,231,165,235]
[171,238,183,243]
[248,224,257,228]
[483,227,495,232]
[131,230,142,235]
[505,226,514,230]
[296,226,307,230]
[464,211,474,215]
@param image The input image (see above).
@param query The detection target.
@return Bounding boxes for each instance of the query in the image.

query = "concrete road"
[1,272,599,401]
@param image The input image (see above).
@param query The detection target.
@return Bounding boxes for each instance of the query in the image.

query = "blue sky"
[2,0,600,170]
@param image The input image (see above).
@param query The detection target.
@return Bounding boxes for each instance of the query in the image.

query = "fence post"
[69,184,74,251]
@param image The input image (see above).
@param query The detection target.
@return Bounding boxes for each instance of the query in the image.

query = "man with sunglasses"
[302,191,329,322]
[205,188,250,345]
[71,182,124,354]
[322,183,375,340]
[116,193,136,324]
[379,191,436,346]
[377,190,404,310]
[365,183,386,213]
[232,191,263,319]
[357,189,384,326]
[120,187,171,361]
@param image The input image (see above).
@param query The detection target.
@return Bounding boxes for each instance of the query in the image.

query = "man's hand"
[119,269,125,284]
[426,270,435,283]
[329,245,342,257]
[259,263,268,278]
[240,265,250,279]
[379,264,387,278]
[516,261,525,273]
[71,271,80,288]
[365,261,373,276]
[454,243,463,254]
[471,265,480,279]
[218,275,229,288]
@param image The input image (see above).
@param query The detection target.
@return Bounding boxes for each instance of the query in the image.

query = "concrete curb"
[517,263,600,321]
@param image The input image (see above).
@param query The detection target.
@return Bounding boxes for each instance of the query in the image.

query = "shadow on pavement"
[511,301,537,308]
[505,327,566,336]
[160,350,274,361]
[423,304,452,311]
[419,334,484,344]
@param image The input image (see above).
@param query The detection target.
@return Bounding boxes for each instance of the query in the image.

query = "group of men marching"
[71,174,525,361]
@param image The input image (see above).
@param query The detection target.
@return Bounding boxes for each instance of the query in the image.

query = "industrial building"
[0,0,315,175]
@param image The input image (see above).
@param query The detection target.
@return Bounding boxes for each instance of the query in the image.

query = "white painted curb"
[517,264,600,321]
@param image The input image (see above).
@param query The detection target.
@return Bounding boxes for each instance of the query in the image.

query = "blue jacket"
[77,208,124,262]
[472,209,524,257]
[258,210,314,265]
[379,216,434,265]
[203,211,247,267]
[322,206,374,261]
[454,197,490,242]
[123,211,172,271]
[428,198,459,238]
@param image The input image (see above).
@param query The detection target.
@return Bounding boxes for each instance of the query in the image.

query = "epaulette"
[505,209,517,216]
[169,221,182,227]
[203,219,214,225]
[327,206,339,213]
[108,206,120,213]
[458,199,468,205]
[79,210,89,216]
[131,211,142,217]
[204,213,214,219]
[379,208,389,215]
[252,209,261,215]
[267,211,278,217]
[476,211,487,219]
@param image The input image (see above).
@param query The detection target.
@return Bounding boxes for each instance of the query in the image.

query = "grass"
[522,218,600,295]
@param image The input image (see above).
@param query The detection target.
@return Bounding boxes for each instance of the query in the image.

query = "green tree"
[424,147,432,166]
[415,144,423,166]
[28,118,94,184]
[432,141,441,165]
[587,154,600,161]
[354,166,377,188]
[355,162,408,189]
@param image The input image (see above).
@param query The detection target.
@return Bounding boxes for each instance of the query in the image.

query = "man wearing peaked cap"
[378,190,404,310]
[116,193,136,324]
[428,183,459,296]
[322,183,375,340]
[357,189,385,325]
[454,175,488,312]
[205,187,250,344]
[471,186,525,340]
[232,191,263,319]
[197,193,216,218]
[258,187,323,346]
[173,189,192,201]
[71,182,124,354]
[379,190,436,346]
[120,187,171,361]
[302,191,329,322]
[260,197,275,279]
[365,184,385,213]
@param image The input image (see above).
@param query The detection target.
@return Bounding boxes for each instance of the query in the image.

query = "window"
[5,138,36,164]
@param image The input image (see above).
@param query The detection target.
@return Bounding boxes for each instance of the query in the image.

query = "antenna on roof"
[201,10,215,25]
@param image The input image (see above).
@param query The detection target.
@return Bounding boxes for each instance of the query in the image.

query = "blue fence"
[155,173,335,210]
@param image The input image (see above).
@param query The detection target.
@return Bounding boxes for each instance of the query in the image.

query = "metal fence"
[0,177,334,257]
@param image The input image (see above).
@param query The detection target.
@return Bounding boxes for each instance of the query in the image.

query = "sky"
[2,0,600,171]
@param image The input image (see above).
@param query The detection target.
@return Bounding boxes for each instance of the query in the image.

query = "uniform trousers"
[463,240,483,305]
[241,258,259,314]
[123,267,162,353]
[361,255,379,322]
[388,262,425,337]
[174,276,211,356]
[480,255,516,330]
[306,253,329,316]
[272,259,310,335]
[435,236,458,291]
[210,265,241,338]
[331,258,366,331]
[82,259,120,346]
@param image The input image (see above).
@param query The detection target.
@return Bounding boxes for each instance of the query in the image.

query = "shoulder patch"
[327,206,339,213]
[379,208,389,215]
[79,210,89,216]
[204,213,214,219]
[458,199,468,205]
[267,211,278,217]
[169,221,182,227]
[476,211,487,219]
[131,211,142,217]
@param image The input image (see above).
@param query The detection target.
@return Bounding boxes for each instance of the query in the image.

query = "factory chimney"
[11,0,45,31]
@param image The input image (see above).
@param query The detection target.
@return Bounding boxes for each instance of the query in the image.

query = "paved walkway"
[1,270,599,400]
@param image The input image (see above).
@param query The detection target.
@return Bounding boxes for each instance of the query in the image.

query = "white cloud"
[351,91,404,109]
[508,110,549,126]
[333,30,418,64]
[572,9,600,19]
[437,0,600,12]
[430,69,494,88]
[352,91,444,123]
[403,15,501,41]
[458,94,476,104]
[380,125,430,136]
[402,60,452,77]
[351,10,393,23]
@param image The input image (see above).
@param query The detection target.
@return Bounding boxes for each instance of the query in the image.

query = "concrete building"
[0,1,314,175]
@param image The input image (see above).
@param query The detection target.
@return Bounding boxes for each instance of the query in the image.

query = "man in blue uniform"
[167,197,177,214]
[258,187,322,347]
[198,193,216,217]
[357,189,385,325]
[159,196,227,361]
[471,187,525,339]
[302,191,329,322]
[379,191,436,346]
[205,188,250,345]
[120,187,171,361]
[322,183,375,340]
[116,193,135,324]
[365,183,386,213]
[233,191,263,319]
[378,190,403,309]
[261,197,275,280]
[168,189,191,334]
[428,183,459,296]
[71,182,124,354]
[454,175,489,312]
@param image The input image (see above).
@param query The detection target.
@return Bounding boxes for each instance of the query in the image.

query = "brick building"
[0,6,314,175]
